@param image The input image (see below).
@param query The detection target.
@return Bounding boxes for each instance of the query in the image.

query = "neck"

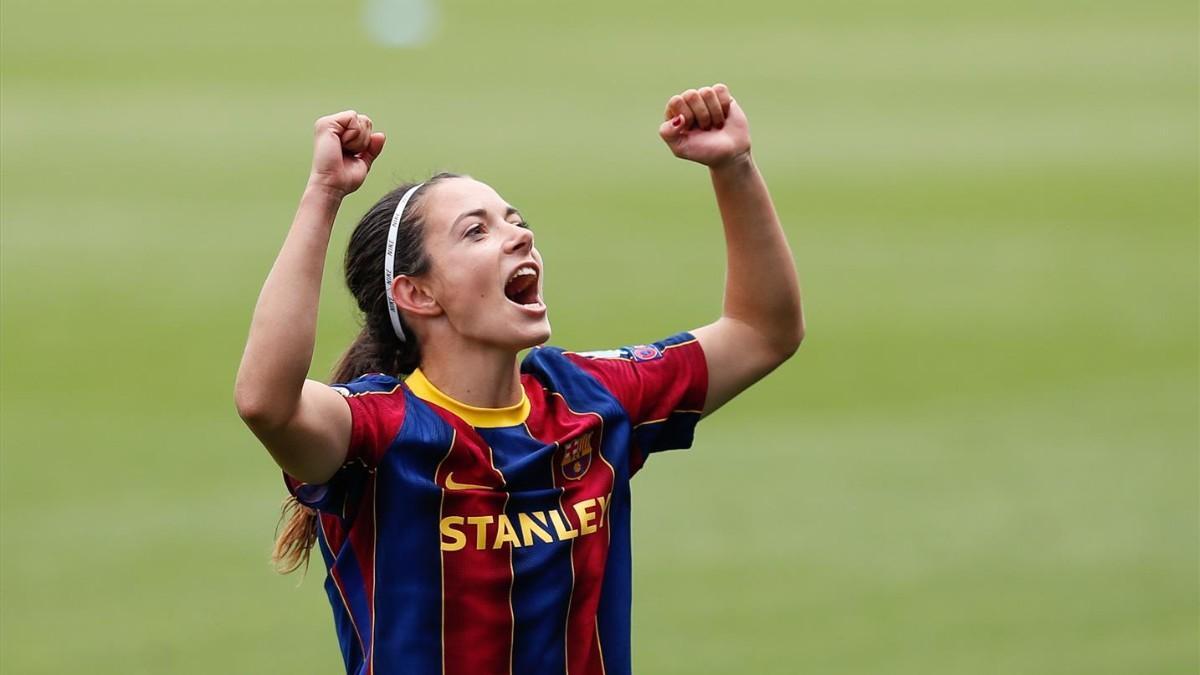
[415,339,525,409]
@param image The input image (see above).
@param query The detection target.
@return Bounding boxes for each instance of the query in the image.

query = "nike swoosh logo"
[445,472,493,491]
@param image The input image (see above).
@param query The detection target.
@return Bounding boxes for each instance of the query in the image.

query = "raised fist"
[659,84,751,168]
[308,110,386,197]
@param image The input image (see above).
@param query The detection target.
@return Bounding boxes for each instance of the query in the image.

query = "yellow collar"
[405,368,530,428]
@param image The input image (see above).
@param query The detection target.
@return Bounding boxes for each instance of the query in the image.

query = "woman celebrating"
[235,83,803,675]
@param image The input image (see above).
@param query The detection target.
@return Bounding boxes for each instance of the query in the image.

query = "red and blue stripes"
[370,397,451,674]
[287,332,707,674]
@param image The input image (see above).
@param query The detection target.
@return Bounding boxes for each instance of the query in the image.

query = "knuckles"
[312,110,359,134]
[667,84,734,114]
[311,111,376,155]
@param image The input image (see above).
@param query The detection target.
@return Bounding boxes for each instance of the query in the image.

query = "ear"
[391,275,443,318]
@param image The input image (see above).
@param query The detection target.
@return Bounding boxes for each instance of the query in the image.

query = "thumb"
[658,114,686,142]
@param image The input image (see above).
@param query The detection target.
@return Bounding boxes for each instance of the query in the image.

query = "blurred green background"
[2,0,1196,672]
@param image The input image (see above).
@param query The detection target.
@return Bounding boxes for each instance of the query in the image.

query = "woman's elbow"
[776,314,805,359]
[235,390,272,430]
[234,381,288,432]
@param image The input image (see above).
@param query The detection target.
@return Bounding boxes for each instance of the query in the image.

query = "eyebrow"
[452,206,523,235]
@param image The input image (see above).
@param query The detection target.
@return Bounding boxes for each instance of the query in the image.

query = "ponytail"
[330,319,422,385]
[271,173,457,575]
[272,496,318,575]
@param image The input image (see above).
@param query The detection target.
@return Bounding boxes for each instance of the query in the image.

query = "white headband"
[384,183,425,342]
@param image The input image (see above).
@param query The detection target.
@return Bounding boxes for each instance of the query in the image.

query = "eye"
[513,220,532,230]
[465,224,485,238]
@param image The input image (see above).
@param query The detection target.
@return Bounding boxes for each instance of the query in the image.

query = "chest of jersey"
[304,335,708,675]
[354,383,633,675]
[384,387,627,554]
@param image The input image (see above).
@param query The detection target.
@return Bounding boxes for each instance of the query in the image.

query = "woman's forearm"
[234,184,342,427]
[709,153,804,353]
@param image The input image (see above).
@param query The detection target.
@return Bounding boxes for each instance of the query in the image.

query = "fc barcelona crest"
[560,431,596,481]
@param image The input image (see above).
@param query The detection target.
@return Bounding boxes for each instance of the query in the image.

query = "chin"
[519,322,552,350]
[481,323,552,353]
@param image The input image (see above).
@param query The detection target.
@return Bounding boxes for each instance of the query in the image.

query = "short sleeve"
[282,373,407,513]
[565,332,708,468]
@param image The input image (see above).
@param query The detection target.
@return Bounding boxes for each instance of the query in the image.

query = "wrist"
[302,179,348,205]
[708,149,754,175]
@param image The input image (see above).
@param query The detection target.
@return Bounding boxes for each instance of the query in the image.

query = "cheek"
[442,270,495,309]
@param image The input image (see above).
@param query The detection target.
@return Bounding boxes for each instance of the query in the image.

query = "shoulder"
[330,373,409,432]
[330,373,405,397]
[331,373,411,465]
[520,343,616,404]
[520,331,702,407]
[567,331,699,365]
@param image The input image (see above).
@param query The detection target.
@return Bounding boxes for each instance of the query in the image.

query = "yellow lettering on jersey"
[574,498,598,535]
[440,516,466,552]
[493,514,522,549]
[548,508,579,540]
[438,493,615,551]
[467,515,493,550]
[519,512,554,547]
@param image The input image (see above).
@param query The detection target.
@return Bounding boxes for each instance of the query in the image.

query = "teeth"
[508,266,537,283]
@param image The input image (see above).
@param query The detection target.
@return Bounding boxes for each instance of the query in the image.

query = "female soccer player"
[235,84,803,675]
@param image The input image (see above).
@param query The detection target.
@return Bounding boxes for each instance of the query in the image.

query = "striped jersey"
[285,331,708,675]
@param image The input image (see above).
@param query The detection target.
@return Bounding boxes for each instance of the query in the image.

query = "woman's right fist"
[308,110,386,198]
[658,84,750,168]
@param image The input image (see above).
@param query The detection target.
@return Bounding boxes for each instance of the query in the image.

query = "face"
[407,177,551,351]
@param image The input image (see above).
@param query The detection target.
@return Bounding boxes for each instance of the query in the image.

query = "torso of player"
[304,334,708,675]
[331,366,635,675]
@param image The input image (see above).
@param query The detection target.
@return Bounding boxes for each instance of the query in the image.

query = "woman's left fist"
[659,84,751,168]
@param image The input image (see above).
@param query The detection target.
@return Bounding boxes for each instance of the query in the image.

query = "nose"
[503,222,534,255]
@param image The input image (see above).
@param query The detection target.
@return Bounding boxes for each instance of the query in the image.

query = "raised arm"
[234,111,386,484]
[658,85,805,417]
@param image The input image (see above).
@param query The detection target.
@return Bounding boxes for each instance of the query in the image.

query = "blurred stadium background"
[2,0,1196,672]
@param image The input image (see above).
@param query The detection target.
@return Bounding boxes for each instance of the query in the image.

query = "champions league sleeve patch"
[627,344,663,362]
[574,343,664,363]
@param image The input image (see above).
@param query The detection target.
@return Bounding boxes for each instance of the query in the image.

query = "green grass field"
[2,0,1196,672]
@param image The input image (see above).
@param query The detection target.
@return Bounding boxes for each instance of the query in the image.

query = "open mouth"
[503,264,542,307]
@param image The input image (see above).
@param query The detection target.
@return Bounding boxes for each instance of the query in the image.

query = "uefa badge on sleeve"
[628,344,663,362]
[561,431,596,480]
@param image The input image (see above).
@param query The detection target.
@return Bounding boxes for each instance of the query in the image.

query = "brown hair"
[273,172,462,575]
